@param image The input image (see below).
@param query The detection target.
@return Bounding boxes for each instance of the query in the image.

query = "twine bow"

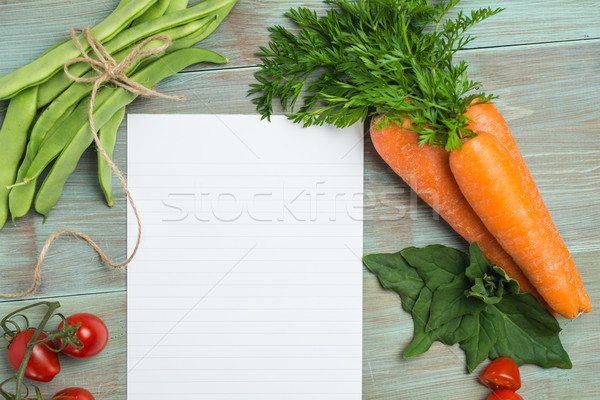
[64,27,185,115]
[1,28,185,298]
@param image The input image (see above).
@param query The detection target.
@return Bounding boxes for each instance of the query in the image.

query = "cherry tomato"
[57,313,108,358]
[479,357,521,391]
[487,389,524,400]
[7,328,61,382]
[52,387,95,400]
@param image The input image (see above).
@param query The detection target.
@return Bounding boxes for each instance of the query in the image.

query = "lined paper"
[127,114,363,399]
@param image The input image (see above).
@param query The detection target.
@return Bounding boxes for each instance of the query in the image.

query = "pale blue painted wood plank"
[1,1,599,77]
[0,2,598,400]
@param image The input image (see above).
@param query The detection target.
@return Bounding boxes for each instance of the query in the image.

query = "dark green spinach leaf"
[403,287,435,358]
[364,242,572,372]
[491,294,572,369]
[428,274,486,331]
[465,242,520,304]
[401,245,468,291]
[363,252,424,312]
[459,309,500,372]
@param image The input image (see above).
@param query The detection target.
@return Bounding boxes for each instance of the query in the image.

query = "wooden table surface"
[0,1,598,399]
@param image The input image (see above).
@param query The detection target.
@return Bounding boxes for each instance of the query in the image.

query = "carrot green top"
[248,0,503,151]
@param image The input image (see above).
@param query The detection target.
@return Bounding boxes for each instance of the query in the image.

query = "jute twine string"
[0,28,185,298]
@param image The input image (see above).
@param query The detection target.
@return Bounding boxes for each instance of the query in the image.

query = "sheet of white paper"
[127,114,363,399]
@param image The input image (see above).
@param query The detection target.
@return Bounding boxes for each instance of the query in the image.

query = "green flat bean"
[166,0,237,51]
[0,87,38,229]
[98,107,126,207]
[130,17,218,72]
[35,47,228,218]
[0,0,158,100]
[41,37,72,56]
[115,0,137,11]
[36,10,222,109]
[166,0,190,13]
[8,103,78,223]
[133,0,171,26]
[27,39,74,108]
[7,144,36,223]
[132,4,234,72]
[25,90,112,184]
[101,0,237,54]
[176,1,235,48]
[32,84,89,157]
[137,6,234,70]
[37,62,90,110]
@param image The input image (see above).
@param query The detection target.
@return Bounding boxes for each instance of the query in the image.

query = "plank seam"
[459,36,600,52]
[0,288,125,305]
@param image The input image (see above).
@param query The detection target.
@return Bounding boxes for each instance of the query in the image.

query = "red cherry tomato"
[479,357,521,391]
[7,328,61,382]
[57,313,108,358]
[487,389,524,400]
[52,387,95,400]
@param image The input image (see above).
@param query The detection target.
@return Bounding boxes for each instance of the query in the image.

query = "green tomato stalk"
[0,302,82,400]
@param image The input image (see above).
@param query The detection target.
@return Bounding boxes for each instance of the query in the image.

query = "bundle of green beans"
[0,0,237,229]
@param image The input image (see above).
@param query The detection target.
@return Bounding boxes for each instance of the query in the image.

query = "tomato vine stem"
[1,301,61,400]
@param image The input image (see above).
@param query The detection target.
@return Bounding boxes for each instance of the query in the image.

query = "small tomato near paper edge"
[53,387,95,400]
[479,357,522,391]
[57,313,108,358]
[7,328,61,382]
[487,389,524,400]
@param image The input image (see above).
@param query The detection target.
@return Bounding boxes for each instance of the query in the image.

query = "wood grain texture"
[0,0,331,77]
[0,140,127,300]
[0,1,599,400]
[446,0,600,46]
[0,292,126,399]
[0,1,599,76]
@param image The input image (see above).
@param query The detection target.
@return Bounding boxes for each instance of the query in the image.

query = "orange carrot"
[465,102,591,313]
[449,131,587,318]
[369,116,550,310]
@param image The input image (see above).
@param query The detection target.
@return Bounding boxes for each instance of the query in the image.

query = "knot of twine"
[1,28,185,298]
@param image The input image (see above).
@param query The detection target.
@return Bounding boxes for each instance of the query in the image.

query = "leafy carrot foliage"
[249,0,503,150]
